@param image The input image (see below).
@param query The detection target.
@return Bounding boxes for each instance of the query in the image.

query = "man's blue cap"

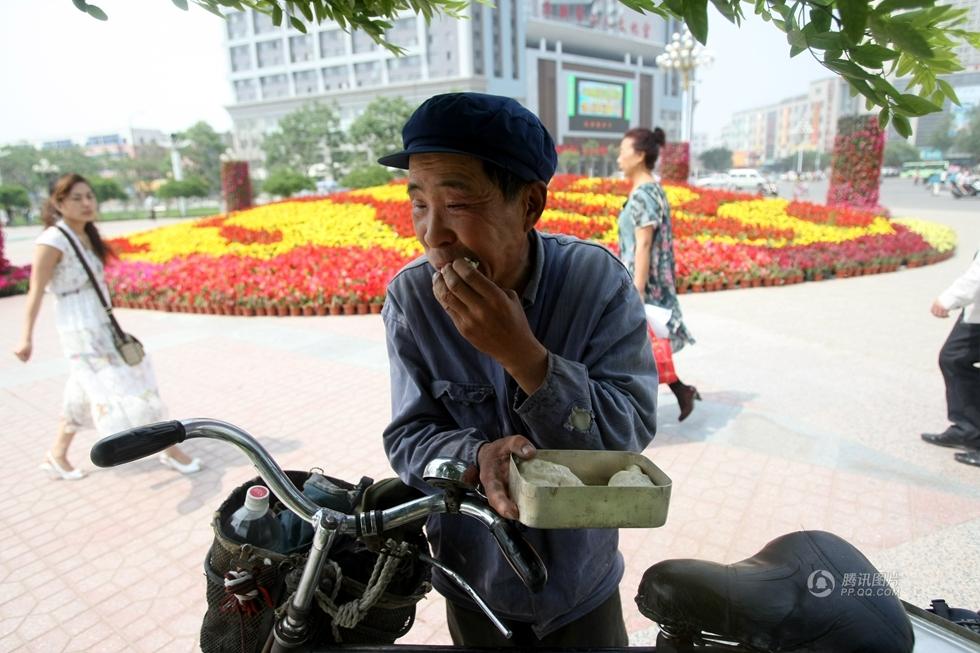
[378,93,557,183]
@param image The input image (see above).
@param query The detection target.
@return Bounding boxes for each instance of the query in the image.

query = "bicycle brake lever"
[419,553,512,639]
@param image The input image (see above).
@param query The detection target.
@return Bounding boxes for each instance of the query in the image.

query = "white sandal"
[39,452,85,481]
[159,453,202,475]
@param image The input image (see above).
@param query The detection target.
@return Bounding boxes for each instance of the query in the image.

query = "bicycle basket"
[199,470,432,653]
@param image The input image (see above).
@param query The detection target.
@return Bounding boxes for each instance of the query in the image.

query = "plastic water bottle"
[227,485,284,552]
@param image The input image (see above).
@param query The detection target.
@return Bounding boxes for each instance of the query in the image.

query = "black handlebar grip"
[90,420,187,467]
[489,519,548,593]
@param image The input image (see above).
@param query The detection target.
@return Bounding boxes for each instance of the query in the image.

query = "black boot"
[669,381,701,422]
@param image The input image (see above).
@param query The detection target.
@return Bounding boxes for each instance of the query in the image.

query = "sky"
[696,10,830,141]
[1,0,830,145]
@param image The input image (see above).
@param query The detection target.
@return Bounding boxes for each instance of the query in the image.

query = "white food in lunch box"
[607,464,655,487]
[517,458,584,487]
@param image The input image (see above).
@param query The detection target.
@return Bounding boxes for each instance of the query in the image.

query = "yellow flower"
[892,218,957,252]
[551,191,624,211]
[663,185,699,206]
[349,184,409,203]
[120,199,421,263]
[716,199,896,247]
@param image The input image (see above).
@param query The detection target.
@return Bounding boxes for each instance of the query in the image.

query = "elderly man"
[378,93,658,647]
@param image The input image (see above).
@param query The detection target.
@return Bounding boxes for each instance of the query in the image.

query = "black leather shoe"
[954,450,980,467]
[921,431,980,449]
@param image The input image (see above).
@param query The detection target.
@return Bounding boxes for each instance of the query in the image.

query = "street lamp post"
[170,133,187,217]
[656,27,713,143]
[32,158,61,190]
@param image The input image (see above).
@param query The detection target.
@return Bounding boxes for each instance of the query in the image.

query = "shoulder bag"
[55,225,145,366]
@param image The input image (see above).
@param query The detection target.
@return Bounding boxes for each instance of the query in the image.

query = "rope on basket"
[314,539,413,642]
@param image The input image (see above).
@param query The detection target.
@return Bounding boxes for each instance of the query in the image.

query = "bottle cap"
[244,485,270,512]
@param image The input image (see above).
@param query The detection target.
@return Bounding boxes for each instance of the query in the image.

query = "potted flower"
[689,270,704,292]
[343,294,358,315]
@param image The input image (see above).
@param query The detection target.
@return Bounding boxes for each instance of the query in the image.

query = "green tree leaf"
[938,79,961,105]
[884,21,934,59]
[876,0,933,13]
[805,31,844,50]
[682,0,709,43]
[787,27,808,53]
[709,0,739,23]
[850,44,899,68]
[839,1,869,44]
[170,0,189,10]
[823,58,866,77]
[869,76,902,99]
[892,114,912,139]
[878,107,891,130]
[85,4,108,20]
[809,4,832,33]
[895,93,942,116]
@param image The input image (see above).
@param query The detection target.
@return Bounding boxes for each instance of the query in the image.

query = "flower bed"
[103,176,956,314]
[0,228,31,298]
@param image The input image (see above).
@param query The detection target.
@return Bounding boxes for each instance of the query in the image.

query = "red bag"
[648,326,678,385]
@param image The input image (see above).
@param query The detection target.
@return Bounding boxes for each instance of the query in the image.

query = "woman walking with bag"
[617,128,701,421]
[13,173,200,479]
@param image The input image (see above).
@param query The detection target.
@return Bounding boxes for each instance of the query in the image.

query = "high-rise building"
[719,77,862,166]
[223,3,681,175]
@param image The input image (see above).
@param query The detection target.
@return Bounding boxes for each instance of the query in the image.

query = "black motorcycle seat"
[635,530,914,652]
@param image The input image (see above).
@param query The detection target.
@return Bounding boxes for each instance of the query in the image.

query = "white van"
[726,169,778,196]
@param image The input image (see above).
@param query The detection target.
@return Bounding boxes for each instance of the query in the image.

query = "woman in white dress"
[13,173,200,479]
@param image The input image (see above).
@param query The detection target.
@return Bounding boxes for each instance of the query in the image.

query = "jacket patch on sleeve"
[565,405,595,433]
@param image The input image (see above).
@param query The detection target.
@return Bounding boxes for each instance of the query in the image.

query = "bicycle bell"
[423,457,479,491]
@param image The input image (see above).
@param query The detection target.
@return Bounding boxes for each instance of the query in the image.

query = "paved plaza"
[1,179,979,651]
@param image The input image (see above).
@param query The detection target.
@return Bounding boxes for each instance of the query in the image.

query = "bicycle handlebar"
[91,418,548,593]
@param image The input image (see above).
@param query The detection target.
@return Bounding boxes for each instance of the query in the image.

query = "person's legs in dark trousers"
[446,590,629,648]
[937,316,980,444]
